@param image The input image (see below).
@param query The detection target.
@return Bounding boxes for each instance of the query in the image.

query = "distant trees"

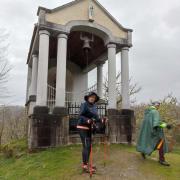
[0,106,27,145]
[135,94,180,127]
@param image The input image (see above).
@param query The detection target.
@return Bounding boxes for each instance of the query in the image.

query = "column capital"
[39,30,50,36]
[96,61,104,66]
[58,33,68,39]
[107,43,116,49]
[121,47,129,51]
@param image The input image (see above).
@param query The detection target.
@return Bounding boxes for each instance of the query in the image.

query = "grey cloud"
[163,6,180,29]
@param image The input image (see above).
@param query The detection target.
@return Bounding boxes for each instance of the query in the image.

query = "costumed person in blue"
[77,92,106,173]
[136,101,172,166]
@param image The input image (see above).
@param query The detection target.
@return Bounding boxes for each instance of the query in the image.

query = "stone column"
[107,44,117,109]
[97,63,103,98]
[28,54,38,115]
[55,34,68,107]
[26,66,32,102]
[121,47,130,109]
[36,30,50,106]
[29,54,38,96]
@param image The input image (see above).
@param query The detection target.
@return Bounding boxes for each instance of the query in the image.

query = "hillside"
[0,140,180,180]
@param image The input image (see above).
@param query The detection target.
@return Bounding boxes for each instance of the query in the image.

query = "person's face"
[88,95,96,104]
[155,104,160,110]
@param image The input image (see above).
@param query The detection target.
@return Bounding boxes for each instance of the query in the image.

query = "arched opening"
[65,21,113,69]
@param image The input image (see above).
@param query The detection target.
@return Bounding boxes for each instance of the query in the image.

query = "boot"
[159,160,170,166]
[87,163,97,169]
[82,163,89,173]
[141,153,146,159]
[158,144,170,166]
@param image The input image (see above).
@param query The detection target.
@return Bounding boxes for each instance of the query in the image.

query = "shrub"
[0,139,27,158]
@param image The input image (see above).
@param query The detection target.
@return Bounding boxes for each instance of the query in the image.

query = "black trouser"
[79,129,92,165]
[157,140,165,161]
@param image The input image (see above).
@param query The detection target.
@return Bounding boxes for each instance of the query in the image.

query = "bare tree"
[0,106,27,145]
[0,28,11,99]
[103,72,141,108]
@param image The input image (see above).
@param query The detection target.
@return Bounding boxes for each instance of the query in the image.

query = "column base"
[26,95,36,116]
[33,106,49,114]
[28,95,36,116]
[29,95,36,102]
[28,102,36,116]
[53,106,68,115]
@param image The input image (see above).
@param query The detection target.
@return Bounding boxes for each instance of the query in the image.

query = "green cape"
[136,106,168,155]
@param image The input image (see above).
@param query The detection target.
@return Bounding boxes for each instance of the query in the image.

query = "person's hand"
[102,117,108,124]
[87,119,94,124]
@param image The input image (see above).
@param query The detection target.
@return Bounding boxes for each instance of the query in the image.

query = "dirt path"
[70,145,168,180]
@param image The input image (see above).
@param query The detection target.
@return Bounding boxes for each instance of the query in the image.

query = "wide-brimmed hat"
[151,101,161,106]
[84,92,100,103]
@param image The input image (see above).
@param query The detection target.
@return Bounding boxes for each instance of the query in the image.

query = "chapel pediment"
[38,0,131,39]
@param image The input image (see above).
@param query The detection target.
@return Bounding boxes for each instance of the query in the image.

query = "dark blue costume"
[77,101,100,165]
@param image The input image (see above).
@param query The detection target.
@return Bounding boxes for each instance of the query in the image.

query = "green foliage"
[0,139,27,158]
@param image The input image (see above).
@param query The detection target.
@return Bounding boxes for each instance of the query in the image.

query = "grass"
[0,140,180,180]
[0,143,81,180]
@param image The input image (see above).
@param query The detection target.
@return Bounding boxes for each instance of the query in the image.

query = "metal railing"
[47,83,98,112]
[85,83,97,94]
[68,102,107,134]
[65,92,83,106]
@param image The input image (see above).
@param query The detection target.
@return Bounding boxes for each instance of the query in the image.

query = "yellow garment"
[157,139,164,150]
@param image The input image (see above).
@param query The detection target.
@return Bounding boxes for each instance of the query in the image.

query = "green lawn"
[0,140,180,180]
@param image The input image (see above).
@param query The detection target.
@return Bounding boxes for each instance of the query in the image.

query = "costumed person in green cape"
[136,101,172,166]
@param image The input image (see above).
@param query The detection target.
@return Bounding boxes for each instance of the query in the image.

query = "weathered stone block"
[28,106,69,149]
[107,108,135,144]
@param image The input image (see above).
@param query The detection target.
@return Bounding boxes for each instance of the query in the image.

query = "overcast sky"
[0,0,180,105]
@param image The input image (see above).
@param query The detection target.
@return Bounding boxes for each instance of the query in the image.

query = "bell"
[82,38,91,51]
